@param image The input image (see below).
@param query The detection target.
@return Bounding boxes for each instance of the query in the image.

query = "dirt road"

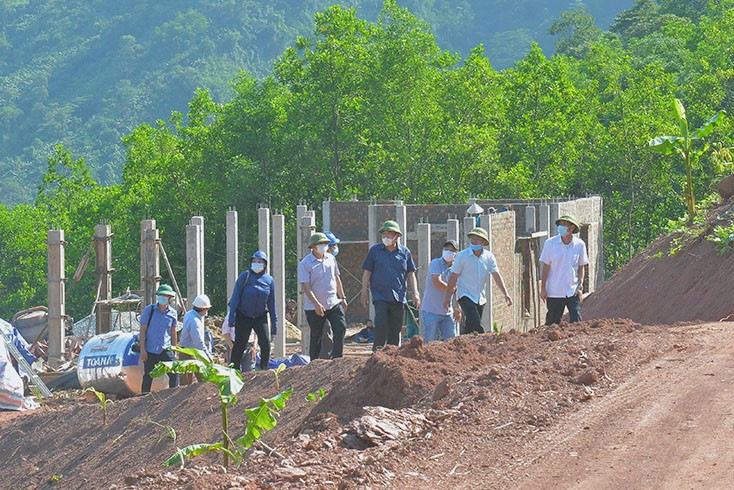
[508,323,734,489]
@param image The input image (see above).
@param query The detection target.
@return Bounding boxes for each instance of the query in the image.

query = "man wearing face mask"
[361,220,420,350]
[539,215,589,325]
[317,231,342,358]
[229,251,277,371]
[298,232,348,359]
[443,228,513,335]
[179,293,212,385]
[139,284,179,394]
[421,240,461,342]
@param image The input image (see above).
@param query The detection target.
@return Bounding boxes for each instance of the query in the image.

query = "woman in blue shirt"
[228,251,277,371]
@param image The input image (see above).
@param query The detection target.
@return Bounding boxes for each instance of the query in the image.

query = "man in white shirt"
[443,227,512,334]
[539,214,590,325]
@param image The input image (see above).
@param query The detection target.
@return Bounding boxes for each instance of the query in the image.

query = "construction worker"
[139,284,179,393]
[422,239,461,342]
[179,293,212,384]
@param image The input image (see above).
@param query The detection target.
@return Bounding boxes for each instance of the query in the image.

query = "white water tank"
[77,332,167,396]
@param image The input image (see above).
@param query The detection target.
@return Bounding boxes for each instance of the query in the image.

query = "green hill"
[0,0,631,206]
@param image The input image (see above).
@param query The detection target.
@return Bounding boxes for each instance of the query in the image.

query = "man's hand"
[361,289,369,308]
[453,308,462,323]
[577,287,584,299]
[412,292,421,310]
[315,302,325,317]
[540,287,547,302]
[504,294,513,306]
[341,298,348,312]
[141,350,148,363]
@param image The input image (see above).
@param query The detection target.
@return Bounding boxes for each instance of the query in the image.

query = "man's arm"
[302,282,325,316]
[491,271,513,306]
[540,263,550,302]
[431,273,448,291]
[361,269,372,307]
[443,272,460,310]
[577,265,585,298]
[336,275,348,311]
[407,271,421,309]
[139,323,148,362]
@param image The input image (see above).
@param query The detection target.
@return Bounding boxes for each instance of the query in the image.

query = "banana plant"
[150,346,243,467]
[648,99,727,222]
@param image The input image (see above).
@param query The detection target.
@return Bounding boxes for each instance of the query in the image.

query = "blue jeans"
[421,311,457,342]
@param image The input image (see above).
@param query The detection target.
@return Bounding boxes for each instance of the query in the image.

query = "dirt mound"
[0,319,690,489]
[583,198,734,325]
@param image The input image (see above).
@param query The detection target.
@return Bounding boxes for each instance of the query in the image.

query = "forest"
[0,0,632,206]
[0,0,732,321]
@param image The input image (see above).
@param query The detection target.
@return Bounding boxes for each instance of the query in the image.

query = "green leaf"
[692,110,727,140]
[163,442,237,467]
[647,135,683,154]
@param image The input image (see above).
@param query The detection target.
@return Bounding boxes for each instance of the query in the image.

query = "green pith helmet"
[309,232,331,247]
[155,284,175,296]
[555,214,581,233]
[378,220,402,235]
[467,227,489,245]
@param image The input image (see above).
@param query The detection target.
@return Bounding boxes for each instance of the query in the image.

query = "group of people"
[138,214,588,393]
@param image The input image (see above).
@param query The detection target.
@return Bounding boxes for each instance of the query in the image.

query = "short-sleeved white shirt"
[450,248,499,306]
[539,235,589,297]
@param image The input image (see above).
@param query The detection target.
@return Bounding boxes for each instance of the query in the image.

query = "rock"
[273,467,308,480]
[546,330,562,341]
[718,173,734,199]
[432,378,451,401]
[577,369,598,385]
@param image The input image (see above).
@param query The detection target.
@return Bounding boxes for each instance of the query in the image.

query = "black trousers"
[373,300,405,350]
[142,349,178,393]
[458,296,485,334]
[545,295,582,326]
[306,304,346,359]
[231,312,270,370]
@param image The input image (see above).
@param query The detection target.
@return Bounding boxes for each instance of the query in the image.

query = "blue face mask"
[157,295,169,306]
[469,243,484,252]
[331,245,339,256]
[557,225,569,236]
[251,262,265,273]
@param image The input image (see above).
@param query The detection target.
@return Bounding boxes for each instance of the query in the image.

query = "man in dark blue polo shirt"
[361,220,421,350]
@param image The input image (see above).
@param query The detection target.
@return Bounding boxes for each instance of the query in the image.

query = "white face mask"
[316,244,329,254]
[331,245,339,256]
[442,249,456,262]
[251,262,265,273]
[382,236,394,247]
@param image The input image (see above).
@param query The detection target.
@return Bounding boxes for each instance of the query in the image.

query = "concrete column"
[525,206,536,234]
[226,209,238,301]
[416,222,431,337]
[322,200,331,233]
[191,216,205,293]
[258,207,270,272]
[367,203,378,323]
[272,213,286,358]
[141,222,160,308]
[186,223,203,308]
[447,218,460,245]
[539,203,550,251]
[140,220,155,299]
[479,215,493,332]
[94,224,112,334]
[549,203,560,237]
[368,204,377,246]
[47,229,66,369]
[395,201,407,243]
[463,217,476,246]
[299,212,316,355]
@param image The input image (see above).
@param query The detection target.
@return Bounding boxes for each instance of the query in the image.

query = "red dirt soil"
[2,198,734,489]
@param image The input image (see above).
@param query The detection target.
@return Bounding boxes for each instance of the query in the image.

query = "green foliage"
[305,387,326,402]
[85,387,113,426]
[708,224,734,254]
[648,99,727,222]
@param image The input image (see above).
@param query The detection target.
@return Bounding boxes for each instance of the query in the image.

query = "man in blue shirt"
[229,251,277,370]
[361,220,421,350]
[180,293,212,384]
[298,232,348,359]
[421,239,461,342]
[139,284,179,393]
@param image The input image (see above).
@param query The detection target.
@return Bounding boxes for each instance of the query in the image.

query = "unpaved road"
[508,323,734,489]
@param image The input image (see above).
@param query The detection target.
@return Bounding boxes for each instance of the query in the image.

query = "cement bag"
[0,334,37,410]
[77,331,166,397]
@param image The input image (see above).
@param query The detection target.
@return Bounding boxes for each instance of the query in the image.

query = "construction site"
[1,187,734,489]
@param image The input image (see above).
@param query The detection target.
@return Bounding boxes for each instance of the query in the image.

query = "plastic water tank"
[77,331,167,396]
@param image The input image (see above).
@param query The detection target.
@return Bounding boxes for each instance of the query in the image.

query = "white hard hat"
[192,294,212,309]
